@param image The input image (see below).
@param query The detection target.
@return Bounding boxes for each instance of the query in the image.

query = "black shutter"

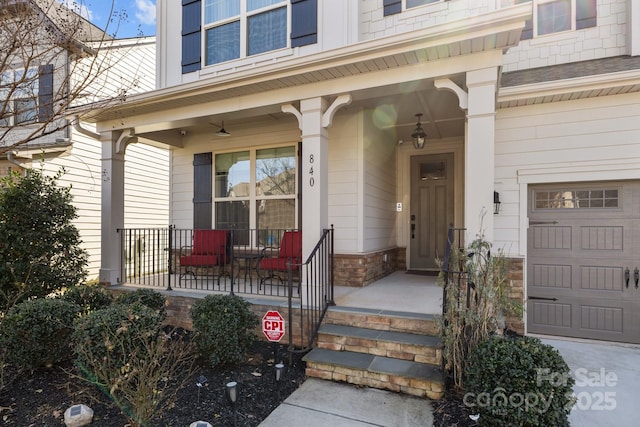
[193,152,212,229]
[383,0,401,16]
[38,64,53,122]
[576,0,597,30]
[291,0,317,48]
[182,0,202,74]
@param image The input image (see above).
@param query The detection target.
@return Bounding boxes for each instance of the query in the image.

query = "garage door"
[527,181,640,344]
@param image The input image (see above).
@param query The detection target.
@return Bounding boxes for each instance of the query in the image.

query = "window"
[214,146,297,239]
[406,0,441,9]
[518,0,597,40]
[534,188,619,209]
[0,68,39,126]
[204,0,288,66]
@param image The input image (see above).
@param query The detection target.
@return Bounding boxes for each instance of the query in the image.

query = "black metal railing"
[441,225,468,316]
[118,225,334,359]
[286,225,334,360]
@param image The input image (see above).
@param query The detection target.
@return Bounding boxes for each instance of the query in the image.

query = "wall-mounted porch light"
[494,191,501,215]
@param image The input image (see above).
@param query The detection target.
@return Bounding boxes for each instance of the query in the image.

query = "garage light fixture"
[494,191,501,215]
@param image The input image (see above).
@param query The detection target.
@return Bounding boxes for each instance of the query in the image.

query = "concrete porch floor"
[333,271,442,315]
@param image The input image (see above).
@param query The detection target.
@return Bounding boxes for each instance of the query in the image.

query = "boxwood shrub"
[72,302,164,374]
[114,288,167,320]
[60,284,113,313]
[464,335,575,427]
[190,294,259,367]
[0,298,81,370]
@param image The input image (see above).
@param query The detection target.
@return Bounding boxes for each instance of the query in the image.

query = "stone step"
[317,323,442,366]
[324,306,440,336]
[303,348,444,400]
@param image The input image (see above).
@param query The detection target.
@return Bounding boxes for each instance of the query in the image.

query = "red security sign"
[262,310,285,342]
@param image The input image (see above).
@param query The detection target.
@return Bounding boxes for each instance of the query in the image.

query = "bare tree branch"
[0,0,148,155]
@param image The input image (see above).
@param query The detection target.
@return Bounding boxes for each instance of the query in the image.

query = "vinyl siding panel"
[328,112,361,253]
[495,92,640,256]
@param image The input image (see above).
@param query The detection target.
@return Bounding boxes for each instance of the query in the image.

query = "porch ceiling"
[77,4,529,145]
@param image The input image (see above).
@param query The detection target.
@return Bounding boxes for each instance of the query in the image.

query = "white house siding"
[494,91,640,257]
[502,0,629,72]
[36,131,102,278]
[362,110,397,252]
[124,143,170,229]
[328,111,363,254]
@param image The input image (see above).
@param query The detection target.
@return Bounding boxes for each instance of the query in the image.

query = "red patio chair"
[258,230,302,292]
[179,229,230,287]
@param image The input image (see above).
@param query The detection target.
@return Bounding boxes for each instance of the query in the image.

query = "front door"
[410,153,454,270]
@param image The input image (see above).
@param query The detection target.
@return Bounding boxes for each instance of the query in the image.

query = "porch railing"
[117,226,334,357]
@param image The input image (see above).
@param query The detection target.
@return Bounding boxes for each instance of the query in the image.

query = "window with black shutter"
[182,0,202,74]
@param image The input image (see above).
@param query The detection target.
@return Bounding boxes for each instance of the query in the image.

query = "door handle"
[625,267,630,288]
[411,223,416,239]
[635,267,639,289]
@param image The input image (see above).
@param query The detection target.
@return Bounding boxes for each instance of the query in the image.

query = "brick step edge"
[324,306,440,335]
[303,348,444,400]
[317,324,442,366]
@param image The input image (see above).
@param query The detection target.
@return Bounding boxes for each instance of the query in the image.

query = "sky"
[58,0,156,39]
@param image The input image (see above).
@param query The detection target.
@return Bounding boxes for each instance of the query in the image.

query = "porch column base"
[99,268,120,286]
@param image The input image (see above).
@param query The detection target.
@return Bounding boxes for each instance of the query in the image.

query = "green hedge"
[464,335,574,427]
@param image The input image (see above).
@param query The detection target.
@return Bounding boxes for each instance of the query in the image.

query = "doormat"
[406,270,439,276]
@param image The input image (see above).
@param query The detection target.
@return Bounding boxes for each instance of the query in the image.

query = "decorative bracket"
[282,94,352,131]
[116,128,138,154]
[434,78,468,110]
[322,94,352,128]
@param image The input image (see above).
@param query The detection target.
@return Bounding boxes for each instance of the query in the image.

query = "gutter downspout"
[7,151,30,169]
[72,115,100,139]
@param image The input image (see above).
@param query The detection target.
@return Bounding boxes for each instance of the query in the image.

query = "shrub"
[437,234,522,389]
[191,294,259,367]
[115,288,167,320]
[60,284,114,313]
[72,303,164,373]
[464,335,575,427]
[73,304,194,426]
[0,168,88,313]
[0,298,81,370]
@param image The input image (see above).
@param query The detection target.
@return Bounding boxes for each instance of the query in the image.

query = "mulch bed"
[0,339,306,426]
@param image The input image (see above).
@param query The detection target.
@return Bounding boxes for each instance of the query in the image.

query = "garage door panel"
[531,264,572,288]
[580,226,623,251]
[580,266,624,291]
[531,301,572,329]
[531,226,572,250]
[580,305,623,333]
[527,181,640,344]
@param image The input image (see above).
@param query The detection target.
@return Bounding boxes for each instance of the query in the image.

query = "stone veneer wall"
[333,247,405,287]
[109,289,310,347]
[505,257,524,335]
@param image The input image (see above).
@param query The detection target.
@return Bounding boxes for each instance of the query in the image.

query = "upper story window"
[518,0,597,40]
[204,0,288,66]
[0,68,39,126]
[406,0,441,9]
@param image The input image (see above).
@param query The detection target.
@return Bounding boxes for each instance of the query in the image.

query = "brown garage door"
[527,181,640,344]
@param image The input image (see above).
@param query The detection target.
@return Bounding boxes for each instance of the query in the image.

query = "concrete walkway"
[259,337,639,426]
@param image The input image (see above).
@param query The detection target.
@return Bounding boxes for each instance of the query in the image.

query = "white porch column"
[299,97,329,257]
[99,131,126,285]
[465,67,498,242]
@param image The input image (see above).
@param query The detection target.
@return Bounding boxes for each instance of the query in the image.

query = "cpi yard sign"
[262,310,285,342]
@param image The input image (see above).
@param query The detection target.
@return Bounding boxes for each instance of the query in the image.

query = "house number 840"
[308,154,315,187]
